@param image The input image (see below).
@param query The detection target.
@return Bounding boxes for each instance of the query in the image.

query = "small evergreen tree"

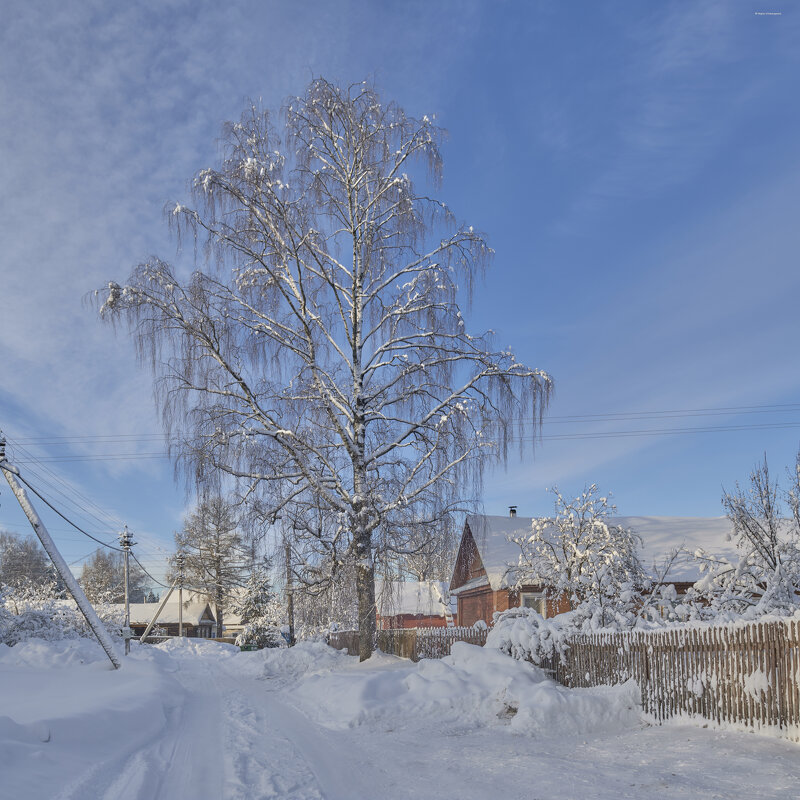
[234,562,283,648]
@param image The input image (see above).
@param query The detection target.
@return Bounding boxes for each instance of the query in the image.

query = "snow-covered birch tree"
[99,79,551,659]
[80,548,147,605]
[691,453,800,619]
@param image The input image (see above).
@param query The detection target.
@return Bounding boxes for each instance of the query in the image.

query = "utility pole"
[285,539,295,646]
[0,433,120,669]
[176,552,185,637]
[119,525,135,656]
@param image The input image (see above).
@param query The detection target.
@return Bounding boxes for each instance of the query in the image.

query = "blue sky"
[1,1,799,583]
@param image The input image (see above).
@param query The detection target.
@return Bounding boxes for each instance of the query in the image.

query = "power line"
[540,402,800,423]
[11,453,169,463]
[13,471,124,552]
[7,402,800,445]
[5,401,800,463]
[3,434,127,530]
[9,420,800,461]
[513,420,800,442]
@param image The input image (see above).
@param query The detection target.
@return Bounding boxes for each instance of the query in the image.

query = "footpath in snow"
[0,637,798,800]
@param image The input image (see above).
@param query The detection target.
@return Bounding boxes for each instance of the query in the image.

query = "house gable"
[449,522,488,592]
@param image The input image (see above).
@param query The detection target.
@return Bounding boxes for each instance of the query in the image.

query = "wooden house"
[449,511,738,627]
[121,600,217,638]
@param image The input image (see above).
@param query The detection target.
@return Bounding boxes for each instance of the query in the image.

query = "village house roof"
[459,513,740,591]
[111,600,216,626]
[375,580,450,618]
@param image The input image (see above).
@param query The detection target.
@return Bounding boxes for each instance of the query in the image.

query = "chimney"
[509,505,517,518]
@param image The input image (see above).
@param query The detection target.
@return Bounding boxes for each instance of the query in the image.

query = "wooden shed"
[375,579,455,629]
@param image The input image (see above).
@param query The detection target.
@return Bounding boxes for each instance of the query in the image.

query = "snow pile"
[0,636,111,668]
[259,639,352,682]
[156,635,239,658]
[289,641,641,736]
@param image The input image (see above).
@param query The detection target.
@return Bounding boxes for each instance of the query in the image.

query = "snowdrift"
[280,641,642,736]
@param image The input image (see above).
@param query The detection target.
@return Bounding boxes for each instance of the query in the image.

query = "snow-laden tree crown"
[99,78,551,657]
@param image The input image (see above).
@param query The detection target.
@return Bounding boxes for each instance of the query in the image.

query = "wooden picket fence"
[328,626,488,661]
[414,626,488,660]
[539,618,800,740]
[330,619,800,740]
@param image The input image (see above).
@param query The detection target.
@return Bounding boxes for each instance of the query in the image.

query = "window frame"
[520,591,547,618]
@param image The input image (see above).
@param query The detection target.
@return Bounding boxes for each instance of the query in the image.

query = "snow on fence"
[539,619,800,741]
[328,626,488,661]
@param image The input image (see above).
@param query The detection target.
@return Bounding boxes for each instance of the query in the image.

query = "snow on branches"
[233,563,284,649]
[98,78,551,659]
[690,453,800,620]
[511,485,648,628]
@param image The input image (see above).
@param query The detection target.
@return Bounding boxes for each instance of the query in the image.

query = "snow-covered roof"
[111,601,215,626]
[466,515,531,590]
[375,580,449,618]
[615,516,738,582]
[465,514,740,589]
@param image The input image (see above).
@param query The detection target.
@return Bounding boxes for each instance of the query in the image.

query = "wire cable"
[12,471,123,552]
[130,551,171,589]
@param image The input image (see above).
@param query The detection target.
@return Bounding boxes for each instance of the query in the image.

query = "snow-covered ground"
[1,638,798,800]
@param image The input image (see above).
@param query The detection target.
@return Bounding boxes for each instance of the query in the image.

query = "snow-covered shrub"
[0,592,123,646]
[488,601,669,666]
[486,607,569,665]
[0,599,86,645]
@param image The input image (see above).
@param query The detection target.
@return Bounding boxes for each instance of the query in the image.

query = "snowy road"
[2,639,800,800]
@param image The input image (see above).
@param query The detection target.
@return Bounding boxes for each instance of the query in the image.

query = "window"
[520,592,547,617]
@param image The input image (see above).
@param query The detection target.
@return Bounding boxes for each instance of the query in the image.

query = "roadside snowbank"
[0,637,183,799]
[282,641,641,736]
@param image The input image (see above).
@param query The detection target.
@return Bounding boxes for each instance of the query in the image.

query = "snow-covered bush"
[0,591,123,646]
[488,601,672,666]
[1,597,86,645]
[486,607,569,665]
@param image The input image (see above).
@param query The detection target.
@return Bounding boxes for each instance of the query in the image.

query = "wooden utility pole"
[119,525,135,655]
[0,433,120,669]
[139,582,175,642]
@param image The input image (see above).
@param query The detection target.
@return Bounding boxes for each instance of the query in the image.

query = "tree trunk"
[355,533,376,662]
[215,556,224,638]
